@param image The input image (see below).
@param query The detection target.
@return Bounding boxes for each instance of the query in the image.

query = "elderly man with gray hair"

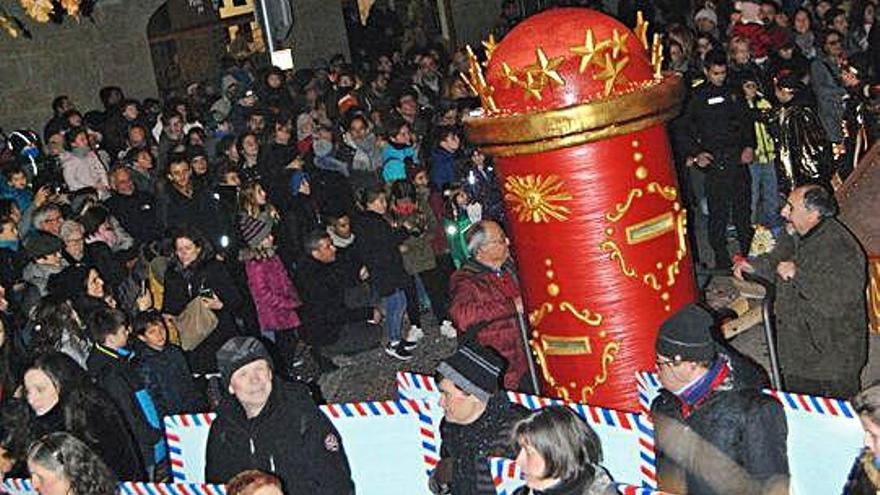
[448,220,531,391]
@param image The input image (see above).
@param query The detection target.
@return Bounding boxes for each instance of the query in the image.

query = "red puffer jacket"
[448,261,528,390]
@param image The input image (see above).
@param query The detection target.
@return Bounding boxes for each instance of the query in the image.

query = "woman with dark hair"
[511,406,616,495]
[342,112,383,192]
[236,132,262,184]
[793,8,818,59]
[47,265,116,325]
[849,1,876,54]
[844,383,880,493]
[260,66,295,115]
[27,432,118,495]
[20,352,144,480]
[162,227,244,374]
[352,187,412,361]
[28,297,91,369]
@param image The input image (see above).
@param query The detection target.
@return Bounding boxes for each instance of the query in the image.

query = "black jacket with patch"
[205,379,354,494]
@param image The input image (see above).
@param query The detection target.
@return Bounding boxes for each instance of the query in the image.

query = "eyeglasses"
[656,359,677,369]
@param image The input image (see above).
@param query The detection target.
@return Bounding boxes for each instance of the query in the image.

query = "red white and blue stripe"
[320,399,440,477]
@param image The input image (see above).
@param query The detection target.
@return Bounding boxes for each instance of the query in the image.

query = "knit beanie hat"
[656,304,717,363]
[437,342,505,402]
[239,215,272,248]
[185,145,208,162]
[24,232,64,260]
[694,7,718,25]
[216,336,273,387]
[79,206,109,237]
[775,72,805,94]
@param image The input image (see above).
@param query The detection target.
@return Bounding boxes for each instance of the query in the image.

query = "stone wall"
[0,0,165,133]
[0,0,350,134]
[291,0,350,67]
[448,0,501,48]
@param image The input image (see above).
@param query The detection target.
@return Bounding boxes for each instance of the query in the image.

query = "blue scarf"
[678,357,730,417]
[0,239,20,252]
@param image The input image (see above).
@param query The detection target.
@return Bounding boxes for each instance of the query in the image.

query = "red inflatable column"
[463,8,697,412]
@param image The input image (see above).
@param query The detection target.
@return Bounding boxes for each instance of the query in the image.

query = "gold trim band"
[463,73,684,157]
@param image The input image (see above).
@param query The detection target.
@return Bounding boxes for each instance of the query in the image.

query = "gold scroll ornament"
[527,258,620,402]
[599,144,688,311]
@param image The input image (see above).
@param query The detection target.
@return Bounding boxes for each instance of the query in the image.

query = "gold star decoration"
[593,52,630,96]
[481,34,498,66]
[501,62,520,88]
[634,11,649,50]
[651,33,664,78]
[531,48,566,86]
[502,47,566,101]
[462,44,498,112]
[522,71,545,100]
[610,29,630,59]
[569,29,611,74]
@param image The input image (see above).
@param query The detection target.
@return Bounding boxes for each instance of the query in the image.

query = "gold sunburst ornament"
[504,174,573,223]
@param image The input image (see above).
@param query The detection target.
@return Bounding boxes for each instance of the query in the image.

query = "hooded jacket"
[205,379,354,494]
[86,344,165,468]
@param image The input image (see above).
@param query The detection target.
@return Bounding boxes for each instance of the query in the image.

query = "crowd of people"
[0,0,877,493]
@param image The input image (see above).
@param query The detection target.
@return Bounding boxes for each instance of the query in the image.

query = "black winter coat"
[439,394,530,495]
[162,257,243,374]
[651,356,790,495]
[683,81,756,162]
[30,396,146,481]
[279,193,320,268]
[351,210,409,297]
[131,339,207,415]
[86,344,163,469]
[105,191,159,244]
[205,379,354,494]
[157,184,222,243]
[295,255,371,346]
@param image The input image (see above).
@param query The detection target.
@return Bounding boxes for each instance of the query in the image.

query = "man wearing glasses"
[448,220,530,392]
[651,303,789,495]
